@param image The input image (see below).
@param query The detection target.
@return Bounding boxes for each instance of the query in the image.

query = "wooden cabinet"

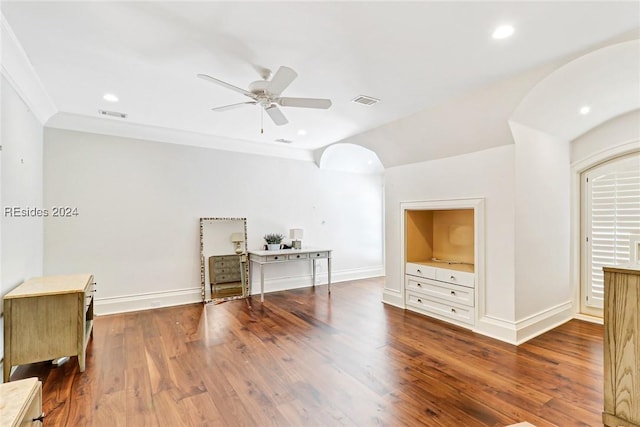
[603,264,640,427]
[3,274,95,382]
[0,377,43,426]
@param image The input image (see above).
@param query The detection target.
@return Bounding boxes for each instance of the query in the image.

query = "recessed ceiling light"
[103,93,119,102]
[297,129,307,136]
[492,25,514,40]
[579,105,591,115]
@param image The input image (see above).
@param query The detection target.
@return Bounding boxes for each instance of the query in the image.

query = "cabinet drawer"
[288,253,309,260]
[406,263,436,279]
[213,266,238,274]
[309,251,329,258]
[213,260,239,268]
[435,268,474,287]
[406,293,474,325]
[212,273,240,283]
[266,254,286,262]
[406,277,474,307]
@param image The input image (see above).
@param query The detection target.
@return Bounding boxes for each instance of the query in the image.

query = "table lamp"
[290,228,304,249]
[230,232,244,254]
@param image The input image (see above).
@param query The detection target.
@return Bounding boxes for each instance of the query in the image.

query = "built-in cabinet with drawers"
[403,201,481,329]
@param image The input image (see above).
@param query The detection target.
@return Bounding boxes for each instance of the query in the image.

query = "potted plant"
[264,233,285,251]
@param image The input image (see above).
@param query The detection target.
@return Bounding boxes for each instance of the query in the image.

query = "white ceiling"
[2,1,639,156]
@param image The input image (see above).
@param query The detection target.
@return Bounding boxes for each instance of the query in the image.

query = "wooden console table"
[3,274,95,382]
[248,248,332,302]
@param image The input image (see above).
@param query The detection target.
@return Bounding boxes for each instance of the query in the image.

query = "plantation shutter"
[584,154,640,309]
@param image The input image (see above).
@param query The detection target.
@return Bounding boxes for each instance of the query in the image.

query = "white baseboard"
[476,315,518,344]
[477,301,573,345]
[382,289,404,308]
[95,266,384,315]
[513,301,573,344]
[573,313,604,324]
[94,287,202,316]
[249,265,384,296]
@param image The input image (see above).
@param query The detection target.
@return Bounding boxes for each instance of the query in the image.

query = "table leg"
[312,259,317,287]
[327,257,332,294]
[260,263,265,303]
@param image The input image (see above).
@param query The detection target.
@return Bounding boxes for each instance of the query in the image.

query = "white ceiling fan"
[197,66,332,126]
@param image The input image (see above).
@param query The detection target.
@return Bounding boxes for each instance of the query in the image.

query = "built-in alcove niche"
[405,209,475,273]
[401,198,484,330]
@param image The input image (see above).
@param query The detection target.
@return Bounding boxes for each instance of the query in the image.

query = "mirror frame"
[199,217,249,303]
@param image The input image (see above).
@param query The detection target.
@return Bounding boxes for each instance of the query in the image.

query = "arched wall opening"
[317,143,384,174]
[508,39,640,326]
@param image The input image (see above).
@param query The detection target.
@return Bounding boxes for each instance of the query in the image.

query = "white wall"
[511,122,572,322]
[1,76,44,362]
[43,128,384,314]
[572,109,640,164]
[384,145,516,324]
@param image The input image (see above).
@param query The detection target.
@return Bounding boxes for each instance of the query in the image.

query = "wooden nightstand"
[3,274,95,382]
[0,377,44,426]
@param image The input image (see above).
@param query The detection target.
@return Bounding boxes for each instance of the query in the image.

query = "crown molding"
[1,14,57,124]
[46,112,315,162]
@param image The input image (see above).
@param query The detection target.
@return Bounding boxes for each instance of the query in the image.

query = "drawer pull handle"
[417,283,422,287]
[296,255,300,258]
[416,269,422,274]
[450,291,456,295]
[33,413,46,422]
[417,298,422,303]
[450,275,455,280]
[274,256,279,260]
[451,308,457,313]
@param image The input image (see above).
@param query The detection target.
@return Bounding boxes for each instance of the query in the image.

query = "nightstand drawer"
[406,263,436,279]
[406,277,474,307]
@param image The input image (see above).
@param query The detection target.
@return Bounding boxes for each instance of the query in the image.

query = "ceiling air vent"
[275,138,293,144]
[351,95,380,106]
[98,109,127,119]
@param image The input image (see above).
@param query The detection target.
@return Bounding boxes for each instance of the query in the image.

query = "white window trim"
[570,139,640,319]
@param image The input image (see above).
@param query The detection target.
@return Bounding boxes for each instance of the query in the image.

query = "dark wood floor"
[11,277,604,427]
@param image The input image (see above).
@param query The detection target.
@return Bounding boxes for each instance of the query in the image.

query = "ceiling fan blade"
[277,97,332,109]
[266,66,297,96]
[197,74,256,99]
[211,101,257,112]
[264,104,288,126]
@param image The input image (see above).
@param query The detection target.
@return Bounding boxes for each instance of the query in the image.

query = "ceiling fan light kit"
[197,66,332,127]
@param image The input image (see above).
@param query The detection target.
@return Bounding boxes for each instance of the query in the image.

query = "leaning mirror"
[199,217,249,302]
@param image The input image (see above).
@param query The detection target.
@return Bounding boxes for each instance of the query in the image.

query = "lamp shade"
[230,232,244,243]
[289,228,304,239]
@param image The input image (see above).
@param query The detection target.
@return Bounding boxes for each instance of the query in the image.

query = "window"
[581,152,640,315]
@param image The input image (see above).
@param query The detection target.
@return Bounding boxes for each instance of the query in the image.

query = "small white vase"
[267,244,281,251]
